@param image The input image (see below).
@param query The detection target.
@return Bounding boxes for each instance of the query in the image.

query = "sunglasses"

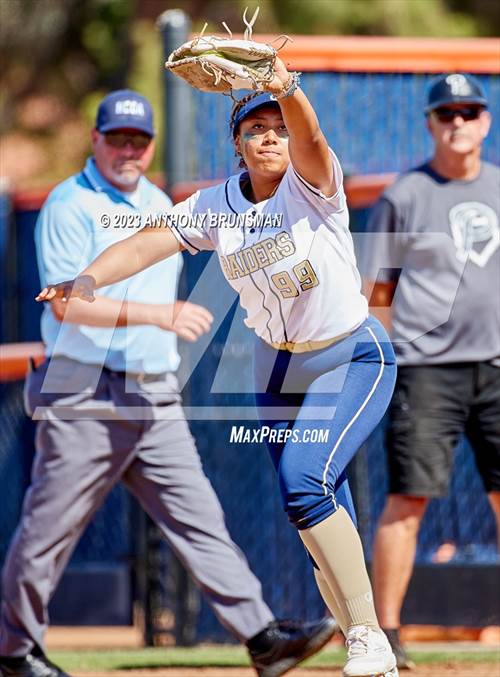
[431,106,483,123]
[104,131,152,149]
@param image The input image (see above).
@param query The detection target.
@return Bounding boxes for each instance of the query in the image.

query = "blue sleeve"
[35,199,93,287]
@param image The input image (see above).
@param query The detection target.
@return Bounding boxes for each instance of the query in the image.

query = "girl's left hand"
[265,57,291,97]
[36,275,96,303]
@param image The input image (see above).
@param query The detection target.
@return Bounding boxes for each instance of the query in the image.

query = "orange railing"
[213,35,500,73]
[0,342,45,382]
[13,172,397,214]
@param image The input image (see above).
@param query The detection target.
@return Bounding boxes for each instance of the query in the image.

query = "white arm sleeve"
[285,148,346,215]
[167,190,217,254]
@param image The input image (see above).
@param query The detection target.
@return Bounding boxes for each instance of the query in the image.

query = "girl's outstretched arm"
[268,58,335,196]
[36,225,183,303]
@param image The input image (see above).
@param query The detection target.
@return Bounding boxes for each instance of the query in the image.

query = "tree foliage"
[0,0,496,185]
[1,0,495,130]
[0,0,134,131]
[180,0,498,37]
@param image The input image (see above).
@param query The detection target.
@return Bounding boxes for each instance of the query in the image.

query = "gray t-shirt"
[359,161,500,366]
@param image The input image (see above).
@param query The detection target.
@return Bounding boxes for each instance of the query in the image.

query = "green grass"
[48,645,499,672]
[49,646,253,671]
[407,651,499,664]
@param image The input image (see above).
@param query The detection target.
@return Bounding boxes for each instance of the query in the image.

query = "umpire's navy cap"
[96,89,155,136]
[425,73,488,113]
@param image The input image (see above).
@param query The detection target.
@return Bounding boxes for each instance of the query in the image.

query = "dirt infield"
[73,664,497,677]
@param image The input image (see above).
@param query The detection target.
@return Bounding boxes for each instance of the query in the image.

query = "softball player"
[1,89,335,677]
[38,58,398,677]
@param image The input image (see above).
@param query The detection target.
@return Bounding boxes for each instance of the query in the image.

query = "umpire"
[361,74,499,669]
[0,90,335,677]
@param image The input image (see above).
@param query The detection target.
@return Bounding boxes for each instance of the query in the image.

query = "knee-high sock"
[313,568,348,637]
[300,506,380,631]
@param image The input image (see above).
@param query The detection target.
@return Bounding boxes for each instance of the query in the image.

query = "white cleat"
[343,625,399,677]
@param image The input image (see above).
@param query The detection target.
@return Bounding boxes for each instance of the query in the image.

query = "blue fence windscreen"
[190,72,499,181]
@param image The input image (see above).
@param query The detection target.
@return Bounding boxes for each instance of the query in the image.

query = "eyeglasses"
[104,132,152,149]
[431,106,484,123]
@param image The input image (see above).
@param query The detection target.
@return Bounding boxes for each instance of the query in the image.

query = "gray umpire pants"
[0,357,273,657]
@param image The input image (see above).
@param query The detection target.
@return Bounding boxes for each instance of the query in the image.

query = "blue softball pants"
[254,316,397,530]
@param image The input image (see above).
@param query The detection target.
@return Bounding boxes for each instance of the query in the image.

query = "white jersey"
[169,150,368,344]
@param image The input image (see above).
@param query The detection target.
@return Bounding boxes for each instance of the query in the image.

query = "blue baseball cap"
[425,73,488,113]
[96,89,155,136]
[231,92,281,136]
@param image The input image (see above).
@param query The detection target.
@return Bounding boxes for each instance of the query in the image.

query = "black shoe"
[383,628,415,670]
[0,650,71,677]
[247,616,338,677]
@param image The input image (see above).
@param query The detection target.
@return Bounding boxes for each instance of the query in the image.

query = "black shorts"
[386,362,500,497]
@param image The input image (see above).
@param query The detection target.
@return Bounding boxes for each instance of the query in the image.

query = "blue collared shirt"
[36,157,182,373]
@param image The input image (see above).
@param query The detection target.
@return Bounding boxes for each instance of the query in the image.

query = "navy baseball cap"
[231,92,280,136]
[96,89,155,136]
[425,73,488,113]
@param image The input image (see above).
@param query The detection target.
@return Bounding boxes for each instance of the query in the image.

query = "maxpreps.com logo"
[115,100,145,116]
[449,201,499,267]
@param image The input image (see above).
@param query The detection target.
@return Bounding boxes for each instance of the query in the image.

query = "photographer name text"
[100,212,283,230]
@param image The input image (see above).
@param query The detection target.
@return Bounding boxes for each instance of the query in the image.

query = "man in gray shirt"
[360,73,499,669]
